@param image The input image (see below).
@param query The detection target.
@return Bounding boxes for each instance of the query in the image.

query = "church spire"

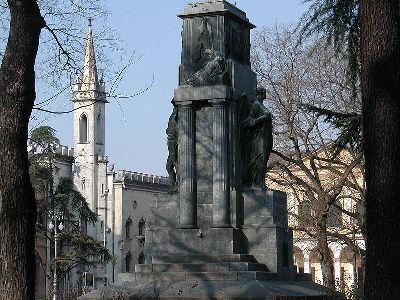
[82,18,98,87]
[73,19,105,98]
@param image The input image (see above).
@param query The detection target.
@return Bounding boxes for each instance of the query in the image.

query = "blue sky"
[42,0,309,176]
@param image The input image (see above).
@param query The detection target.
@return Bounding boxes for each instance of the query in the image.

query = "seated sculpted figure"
[242,86,273,187]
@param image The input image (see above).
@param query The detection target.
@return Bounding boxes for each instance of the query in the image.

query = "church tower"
[72,21,108,242]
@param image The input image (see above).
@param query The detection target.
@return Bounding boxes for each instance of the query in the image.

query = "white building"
[71,23,170,289]
[34,23,170,298]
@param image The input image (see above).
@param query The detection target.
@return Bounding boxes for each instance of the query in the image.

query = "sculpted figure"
[166,106,179,189]
[184,49,227,86]
[241,86,273,187]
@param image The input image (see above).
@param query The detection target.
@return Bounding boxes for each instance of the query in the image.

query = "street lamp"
[102,188,109,286]
[48,211,64,300]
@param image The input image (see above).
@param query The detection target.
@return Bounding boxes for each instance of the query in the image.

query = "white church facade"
[34,24,170,298]
[69,23,171,289]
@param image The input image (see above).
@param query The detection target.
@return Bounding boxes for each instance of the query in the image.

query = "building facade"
[34,24,170,298]
[266,149,365,296]
[70,23,170,290]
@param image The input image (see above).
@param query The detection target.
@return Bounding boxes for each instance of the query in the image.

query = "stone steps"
[152,254,257,264]
[121,254,280,283]
[135,261,269,273]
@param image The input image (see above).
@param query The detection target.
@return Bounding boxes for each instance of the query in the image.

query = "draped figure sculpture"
[241,86,273,187]
[166,105,179,189]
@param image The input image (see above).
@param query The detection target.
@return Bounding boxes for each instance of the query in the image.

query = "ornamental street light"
[48,211,64,300]
[102,188,109,286]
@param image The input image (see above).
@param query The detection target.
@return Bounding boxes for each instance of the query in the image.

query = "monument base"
[79,189,341,299]
[80,277,341,299]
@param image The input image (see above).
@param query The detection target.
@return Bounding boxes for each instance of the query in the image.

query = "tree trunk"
[360,1,400,299]
[316,220,335,289]
[0,1,44,299]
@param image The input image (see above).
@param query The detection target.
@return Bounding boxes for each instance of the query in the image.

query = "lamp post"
[48,211,64,300]
[103,188,109,286]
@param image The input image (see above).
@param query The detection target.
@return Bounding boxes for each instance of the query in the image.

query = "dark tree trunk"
[360,1,400,299]
[0,1,44,299]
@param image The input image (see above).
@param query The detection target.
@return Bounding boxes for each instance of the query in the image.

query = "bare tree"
[252,24,365,289]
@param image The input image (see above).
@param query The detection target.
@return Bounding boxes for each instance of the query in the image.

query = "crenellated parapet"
[115,170,170,186]
[55,145,75,158]
[27,142,75,158]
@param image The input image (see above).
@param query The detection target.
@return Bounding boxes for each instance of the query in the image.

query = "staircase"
[118,254,283,283]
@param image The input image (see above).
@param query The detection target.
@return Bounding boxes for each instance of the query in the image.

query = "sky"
[41,0,309,176]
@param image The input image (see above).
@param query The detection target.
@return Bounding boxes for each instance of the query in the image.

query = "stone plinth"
[80,279,340,300]
[242,189,294,277]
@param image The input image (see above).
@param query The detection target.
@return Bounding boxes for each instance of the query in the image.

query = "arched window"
[125,251,132,272]
[125,217,132,239]
[79,114,88,143]
[138,251,145,264]
[96,112,103,144]
[138,217,145,236]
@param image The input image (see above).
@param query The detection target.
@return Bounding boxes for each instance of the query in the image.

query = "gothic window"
[138,217,145,236]
[138,251,145,264]
[125,217,132,238]
[96,112,103,144]
[125,251,132,272]
[79,114,88,143]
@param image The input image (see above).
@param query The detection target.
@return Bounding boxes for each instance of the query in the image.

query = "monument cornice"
[177,0,255,28]
[174,85,233,102]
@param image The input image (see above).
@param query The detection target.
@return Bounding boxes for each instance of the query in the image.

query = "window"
[125,217,132,239]
[138,217,145,236]
[125,251,132,272]
[79,114,88,143]
[96,112,103,144]
[138,251,145,264]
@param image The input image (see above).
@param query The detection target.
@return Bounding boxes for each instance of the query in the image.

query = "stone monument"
[81,1,340,299]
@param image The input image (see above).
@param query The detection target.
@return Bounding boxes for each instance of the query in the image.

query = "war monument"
[81,1,340,299]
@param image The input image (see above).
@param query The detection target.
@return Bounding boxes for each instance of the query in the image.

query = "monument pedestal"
[80,188,340,299]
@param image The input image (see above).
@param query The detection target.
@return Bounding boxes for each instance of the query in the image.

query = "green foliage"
[303,104,362,155]
[300,0,360,87]
[29,125,112,281]
[29,126,59,193]
[54,177,97,228]
[299,1,363,155]
[30,125,59,146]
[56,231,114,268]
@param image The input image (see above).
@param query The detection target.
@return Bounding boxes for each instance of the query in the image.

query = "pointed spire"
[82,18,98,88]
